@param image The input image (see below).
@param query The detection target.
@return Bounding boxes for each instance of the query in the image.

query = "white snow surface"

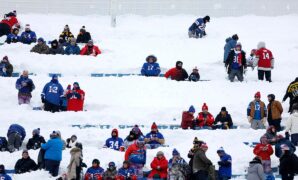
[0,14,298,179]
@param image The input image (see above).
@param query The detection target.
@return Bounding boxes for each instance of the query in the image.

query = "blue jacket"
[117,167,135,177]
[16,76,35,94]
[41,81,64,105]
[41,137,63,161]
[65,44,80,55]
[275,138,296,158]
[7,124,26,141]
[105,137,124,151]
[189,18,205,32]
[145,132,164,145]
[85,166,104,178]
[6,33,20,43]
[0,174,12,180]
[141,62,161,76]
[218,153,232,178]
[20,31,37,44]
[224,37,237,62]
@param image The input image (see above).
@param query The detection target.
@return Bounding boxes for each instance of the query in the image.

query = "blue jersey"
[0,174,12,180]
[15,76,35,94]
[117,167,135,177]
[85,166,104,179]
[189,18,206,32]
[41,81,64,105]
[145,132,164,145]
[105,137,124,151]
[231,51,242,70]
[141,62,161,76]
[218,153,232,178]
[6,33,20,43]
[20,31,37,44]
[247,101,266,120]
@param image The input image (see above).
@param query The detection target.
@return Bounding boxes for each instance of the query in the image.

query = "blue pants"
[45,159,60,177]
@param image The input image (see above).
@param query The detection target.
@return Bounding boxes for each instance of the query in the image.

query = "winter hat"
[236,42,242,48]
[64,24,69,31]
[52,74,58,80]
[67,84,71,90]
[112,129,118,137]
[146,55,157,63]
[193,67,199,71]
[22,149,28,154]
[80,26,86,32]
[267,94,275,101]
[2,56,8,61]
[25,24,30,29]
[132,125,141,135]
[38,37,44,43]
[71,135,77,140]
[137,136,145,145]
[87,40,94,46]
[75,142,83,150]
[51,39,59,47]
[188,105,195,113]
[202,103,208,111]
[257,41,266,49]
[221,107,227,112]
[251,49,256,55]
[73,82,80,88]
[172,148,180,156]
[193,137,199,143]
[0,164,5,174]
[156,151,164,156]
[203,15,210,22]
[255,91,261,98]
[217,147,225,153]
[92,159,100,165]
[32,128,40,135]
[108,161,116,167]
[70,37,76,43]
[281,144,290,151]
[151,122,158,130]
[176,61,183,67]
[232,34,239,40]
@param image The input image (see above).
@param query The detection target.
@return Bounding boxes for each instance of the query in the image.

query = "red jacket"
[124,143,146,162]
[80,45,101,56]
[1,16,18,29]
[181,111,194,129]
[165,68,188,81]
[195,112,214,127]
[148,156,168,179]
[67,89,85,111]
[255,48,274,69]
[253,144,273,160]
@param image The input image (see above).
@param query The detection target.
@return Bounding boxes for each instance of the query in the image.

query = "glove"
[81,162,87,168]
[261,118,266,125]
[247,116,253,123]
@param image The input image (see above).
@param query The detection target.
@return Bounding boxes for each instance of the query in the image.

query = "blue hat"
[189,105,195,113]
[109,161,115,167]
[172,148,180,156]
[38,37,44,43]
[52,74,58,80]
[137,136,145,144]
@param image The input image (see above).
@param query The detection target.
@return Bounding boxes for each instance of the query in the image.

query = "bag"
[0,137,8,151]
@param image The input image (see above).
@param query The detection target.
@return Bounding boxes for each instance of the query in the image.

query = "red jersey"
[255,48,274,70]
[1,16,18,29]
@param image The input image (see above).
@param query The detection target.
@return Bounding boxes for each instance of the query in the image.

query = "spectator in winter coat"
[14,150,38,174]
[67,143,86,180]
[84,159,104,180]
[41,131,63,177]
[263,126,279,145]
[141,55,161,76]
[188,137,204,175]
[0,137,8,152]
[30,37,49,54]
[188,67,200,82]
[214,107,234,129]
[188,15,210,38]
[103,162,118,180]
[48,39,64,55]
[15,70,35,105]
[165,61,188,81]
[144,122,165,149]
[80,40,101,56]
[217,147,232,180]
[285,104,298,146]
[247,49,257,69]
[253,42,274,82]
[192,143,212,180]
[275,135,296,158]
[168,149,191,180]
[247,157,265,180]
[0,56,13,77]
[104,129,125,151]
[223,34,239,63]
[76,26,91,44]
[0,12,19,37]
[253,136,274,174]
[117,161,137,180]
[26,128,46,150]
[66,82,85,111]
[194,103,214,129]
[55,130,66,150]
[124,125,143,149]
[267,94,283,131]
[181,105,195,129]
[283,77,298,113]
[7,124,26,153]
[66,135,78,148]
[247,91,267,130]
[19,24,36,44]
[41,75,64,113]
[148,151,168,179]
[65,38,80,55]
[124,136,147,178]
[0,164,12,180]
[59,25,74,46]
[225,42,247,82]
[279,144,298,180]
[6,28,20,44]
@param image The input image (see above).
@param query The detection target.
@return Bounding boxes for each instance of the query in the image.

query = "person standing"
[247,92,267,130]
[279,144,298,180]
[254,42,274,82]
[192,143,213,180]
[285,104,298,146]
[267,94,283,131]
[217,147,232,180]
[223,34,239,63]
[15,70,35,105]
[283,77,298,113]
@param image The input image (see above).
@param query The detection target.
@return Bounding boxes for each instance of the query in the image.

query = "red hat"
[200,143,208,149]
[255,91,261,98]
[202,103,208,111]
[112,129,118,137]
[151,122,158,130]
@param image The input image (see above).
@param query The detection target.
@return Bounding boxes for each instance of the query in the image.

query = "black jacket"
[15,157,38,174]
[214,113,233,128]
[283,78,298,104]
[26,135,46,150]
[76,32,91,43]
[189,72,200,82]
[279,151,298,175]
[225,50,247,74]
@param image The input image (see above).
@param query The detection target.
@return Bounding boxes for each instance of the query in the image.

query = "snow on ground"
[0,14,298,179]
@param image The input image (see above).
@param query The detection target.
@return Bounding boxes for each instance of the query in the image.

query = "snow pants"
[193,170,208,180]
[258,70,271,82]
[229,69,243,82]
[45,159,60,177]
[44,101,60,113]
[7,132,22,152]
[0,23,10,37]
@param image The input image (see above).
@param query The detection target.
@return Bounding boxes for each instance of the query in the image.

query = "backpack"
[0,137,8,151]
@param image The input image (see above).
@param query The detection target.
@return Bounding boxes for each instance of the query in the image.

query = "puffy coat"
[0,174,12,180]
[65,44,80,55]
[188,72,200,82]
[30,43,49,54]
[141,62,161,76]
[192,149,212,173]
[26,135,46,150]
[253,144,273,160]
[124,143,146,165]
[84,166,104,180]
[7,124,26,141]
[279,151,298,175]
[15,76,35,94]
[148,156,168,179]
[165,67,188,81]
[20,31,37,44]
[59,31,74,44]
[223,37,237,62]
[67,147,82,180]
[218,153,232,178]
[195,112,215,127]
[103,168,117,180]
[225,50,247,74]
[41,80,64,105]
[41,137,63,161]
[267,100,283,120]
[80,45,101,56]
[14,157,37,174]
[1,16,18,29]
[77,32,91,43]
[247,159,265,180]
[66,89,85,111]
[286,111,298,134]
[0,60,13,77]
[181,111,194,129]
[214,112,233,128]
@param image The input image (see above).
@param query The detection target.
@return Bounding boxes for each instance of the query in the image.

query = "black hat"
[221,107,227,112]
[203,15,210,22]
[0,164,5,174]
[75,142,83,150]
[176,61,183,67]
[92,159,100,165]
[232,34,239,40]
[267,94,275,101]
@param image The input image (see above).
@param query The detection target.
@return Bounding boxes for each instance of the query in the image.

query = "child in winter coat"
[104,129,124,151]
[66,135,78,148]
[194,103,214,129]
[0,164,12,180]
[247,49,257,69]
[188,67,200,82]
[253,136,273,174]
[168,149,191,180]
[181,105,195,129]
[217,147,232,180]
[117,161,137,180]
[14,150,38,174]
[247,157,265,180]
[84,159,104,180]
[144,122,165,149]
[26,128,46,150]
[141,55,161,76]
[0,56,13,77]
[148,151,168,179]
[103,162,118,180]
[67,143,86,180]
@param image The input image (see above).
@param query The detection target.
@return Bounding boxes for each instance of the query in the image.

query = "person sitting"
[141,55,161,76]
[48,39,64,55]
[181,105,196,130]
[26,128,46,150]
[0,137,8,152]
[165,61,188,81]
[194,103,214,129]
[19,24,36,44]
[214,107,233,129]
[0,164,12,180]
[80,40,101,56]
[103,162,118,180]
[84,159,104,180]
[65,38,80,55]
[30,37,49,54]
[59,24,74,46]
[66,135,78,148]
[263,126,279,145]
[168,149,191,180]
[6,28,19,44]
[188,67,200,82]
[144,122,165,149]
[148,151,168,179]
[0,56,13,77]
[188,15,210,38]
[14,150,38,174]
[104,129,124,151]
[117,160,137,180]
[76,26,91,44]
[124,125,143,149]
[7,124,26,153]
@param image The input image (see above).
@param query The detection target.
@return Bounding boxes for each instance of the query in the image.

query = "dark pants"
[258,70,271,82]
[281,173,294,180]
[44,101,60,113]
[0,23,10,37]
[218,176,231,180]
[289,97,298,113]
[291,134,298,146]
[7,133,22,152]
[45,159,60,177]
[194,170,209,180]
[268,119,282,132]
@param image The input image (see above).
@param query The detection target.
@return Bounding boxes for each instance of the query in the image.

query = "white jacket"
[286,111,298,134]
